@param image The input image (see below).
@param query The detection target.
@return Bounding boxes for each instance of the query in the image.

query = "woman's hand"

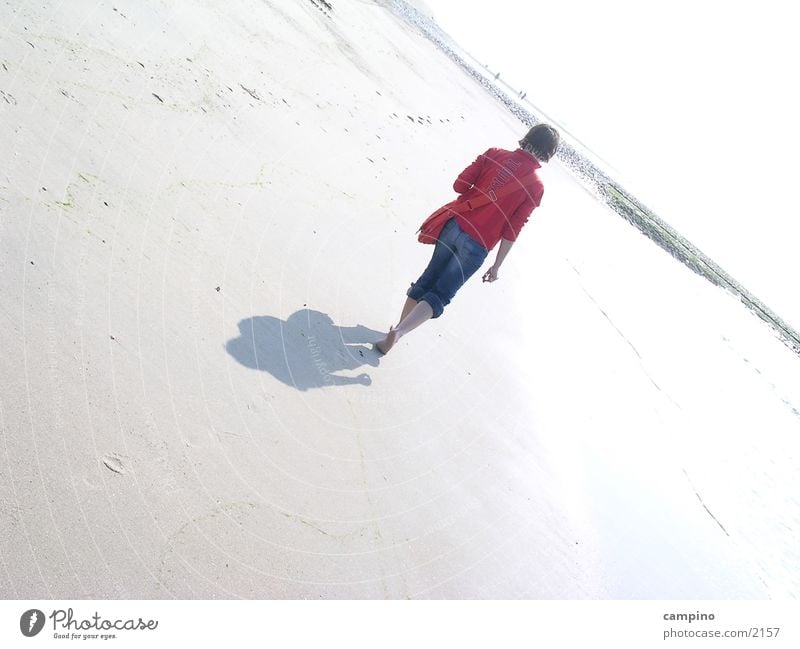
[482,265,499,283]
[484,239,513,283]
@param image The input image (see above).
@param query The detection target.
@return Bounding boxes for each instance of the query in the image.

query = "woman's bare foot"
[375,327,398,355]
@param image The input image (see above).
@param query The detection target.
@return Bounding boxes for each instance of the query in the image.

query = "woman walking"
[376,124,560,355]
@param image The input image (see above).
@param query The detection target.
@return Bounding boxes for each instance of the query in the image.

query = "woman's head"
[519,124,560,162]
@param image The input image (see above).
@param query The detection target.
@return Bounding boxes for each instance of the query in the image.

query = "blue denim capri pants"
[407,218,489,318]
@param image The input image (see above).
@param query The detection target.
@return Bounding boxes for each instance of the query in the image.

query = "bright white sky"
[423,0,800,325]
[423,0,796,164]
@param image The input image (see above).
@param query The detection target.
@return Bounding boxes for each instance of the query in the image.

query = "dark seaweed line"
[384,0,800,357]
[603,185,800,355]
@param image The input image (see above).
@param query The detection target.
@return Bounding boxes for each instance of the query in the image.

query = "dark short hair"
[519,124,560,161]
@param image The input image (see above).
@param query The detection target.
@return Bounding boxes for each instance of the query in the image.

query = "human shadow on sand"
[225,309,384,391]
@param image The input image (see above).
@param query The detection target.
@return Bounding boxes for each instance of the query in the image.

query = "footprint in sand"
[101,454,126,475]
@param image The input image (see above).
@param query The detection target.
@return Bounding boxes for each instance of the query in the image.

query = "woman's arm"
[486,180,543,282]
[453,149,494,194]
[482,238,514,282]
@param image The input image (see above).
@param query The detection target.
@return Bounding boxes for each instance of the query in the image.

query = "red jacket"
[444,147,544,250]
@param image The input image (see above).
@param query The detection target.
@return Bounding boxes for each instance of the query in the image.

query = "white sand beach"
[1,0,799,598]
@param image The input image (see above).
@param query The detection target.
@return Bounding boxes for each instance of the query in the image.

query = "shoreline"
[385,0,800,357]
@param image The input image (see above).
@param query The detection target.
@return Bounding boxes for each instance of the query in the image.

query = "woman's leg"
[376,299,433,354]
[404,219,459,304]
[377,229,486,355]
[399,296,417,323]
[378,220,458,355]
[395,300,434,337]
[427,236,487,310]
